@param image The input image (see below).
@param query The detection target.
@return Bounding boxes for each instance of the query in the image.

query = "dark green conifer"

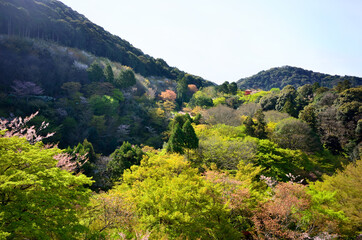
[254,109,267,139]
[244,116,255,137]
[166,123,185,154]
[182,120,199,156]
[105,64,114,82]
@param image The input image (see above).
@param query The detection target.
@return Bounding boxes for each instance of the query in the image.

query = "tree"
[182,120,199,157]
[276,85,297,117]
[219,81,230,93]
[176,76,188,105]
[254,109,267,139]
[104,64,114,82]
[311,159,362,238]
[159,89,177,101]
[193,113,202,124]
[107,142,144,181]
[115,69,136,88]
[228,82,238,95]
[87,62,105,82]
[260,93,278,111]
[0,134,92,239]
[335,79,351,93]
[299,104,317,130]
[253,181,345,239]
[119,154,240,239]
[244,116,255,137]
[166,123,185,154]
[89,95,119,116]
[203,105,240,126]
[272,117,322,153]
[61,82,81,97]
[189,95,213,108]
[188,84,198,93]
[11,80,44,101]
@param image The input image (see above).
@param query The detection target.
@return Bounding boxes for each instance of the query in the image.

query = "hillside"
[0,0,212,87]
[237,66,362,90]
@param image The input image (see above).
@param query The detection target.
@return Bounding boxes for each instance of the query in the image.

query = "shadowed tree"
[107,142,144,181]
[254,109,267,139]
[166,123,185,154]
[104,64,114,82]
[182,120,199,158]
[87,62,105,82]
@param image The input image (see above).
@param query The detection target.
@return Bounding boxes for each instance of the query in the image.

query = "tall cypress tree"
[166,123,185,154]
[254,109,267,139]
[244,116,255,137]
[182,120,199,158]
[105,64,114,82]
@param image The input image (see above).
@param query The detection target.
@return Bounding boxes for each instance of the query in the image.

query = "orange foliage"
[159,89,176,101]
[252,182,311,239]
[188,84,198,93]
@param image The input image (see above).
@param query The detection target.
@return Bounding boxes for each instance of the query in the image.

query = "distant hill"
[0,0,212,87]
[237,66,362,90]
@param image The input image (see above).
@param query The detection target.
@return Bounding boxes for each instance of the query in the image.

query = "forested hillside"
[237,66,362,90]
[0,0,211,86]
[0,0,361,239]
[0,35,199,154]
[1,82,361,239]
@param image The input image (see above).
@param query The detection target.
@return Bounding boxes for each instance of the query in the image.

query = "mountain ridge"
[237,65,362,90]
[0,0,213,87]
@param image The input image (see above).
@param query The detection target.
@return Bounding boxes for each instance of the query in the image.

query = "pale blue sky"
[60,0,362,84]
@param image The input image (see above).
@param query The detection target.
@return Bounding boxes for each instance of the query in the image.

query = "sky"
[60,0,362,84]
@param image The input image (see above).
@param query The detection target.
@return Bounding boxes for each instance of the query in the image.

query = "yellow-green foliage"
[194,124,246,140]
[213,97,226,106]
[311,159,362,237]
[238,90,271,103]
[0,135,92,239]
[112,154,241,239]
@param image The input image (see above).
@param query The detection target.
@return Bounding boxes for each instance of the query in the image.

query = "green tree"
[182,120,199,157]
[219,81,230,94]
[87,62,105,82]
[115,69,136,88]
[252,139,312,181]
[176,76,188,105]
[104,64,114,82]
[0,134,92,239]
[119,154,240,239]
[299,104,317,130]
[244,116,255,137]
[228,82,238,95]
[276,85,298,117]
[254,109,267,139]
[335,79,351,93]
[89,95,119,116]
[193,113,202,124]
[311,159,362,238]
[272,117,322,153]
[107,142,144,181]
[312,82,320,92]
[166,123,185,154]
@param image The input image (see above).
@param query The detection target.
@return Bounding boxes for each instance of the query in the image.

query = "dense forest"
[237,66,362,90]
[0,0,361,239]
[1,80,361,239]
